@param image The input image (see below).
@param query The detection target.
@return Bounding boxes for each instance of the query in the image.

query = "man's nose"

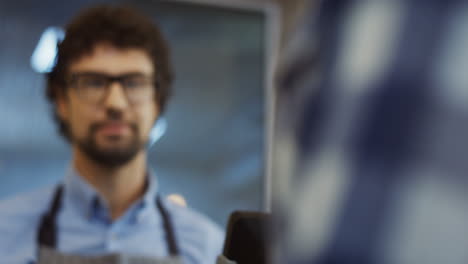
[103,82,129,110]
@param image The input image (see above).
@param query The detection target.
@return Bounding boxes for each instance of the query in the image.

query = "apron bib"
[36,185,183,264]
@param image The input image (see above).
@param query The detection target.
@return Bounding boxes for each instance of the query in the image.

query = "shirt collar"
[63,166,159,223]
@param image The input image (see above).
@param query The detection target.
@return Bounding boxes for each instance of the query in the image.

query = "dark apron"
[36,185,183,264]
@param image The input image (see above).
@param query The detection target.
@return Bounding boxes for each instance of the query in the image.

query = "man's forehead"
[98,44,123,55]
[69,43,154,75]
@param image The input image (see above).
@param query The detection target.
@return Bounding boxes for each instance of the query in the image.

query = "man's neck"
[72,148,148,220]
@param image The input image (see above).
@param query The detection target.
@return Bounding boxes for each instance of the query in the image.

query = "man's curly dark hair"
[46,4,173,141]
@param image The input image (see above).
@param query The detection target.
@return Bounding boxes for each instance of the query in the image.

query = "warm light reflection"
[167,193,187,207]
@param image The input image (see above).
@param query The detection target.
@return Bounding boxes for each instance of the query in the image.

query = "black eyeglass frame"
[65,72,158,105]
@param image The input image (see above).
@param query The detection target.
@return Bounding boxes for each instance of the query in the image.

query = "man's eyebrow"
[69,71,153,76]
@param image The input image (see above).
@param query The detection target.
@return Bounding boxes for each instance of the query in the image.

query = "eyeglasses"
[67,72,156,104]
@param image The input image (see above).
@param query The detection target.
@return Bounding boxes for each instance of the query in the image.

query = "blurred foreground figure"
[0,5,223,264]
[274,0,468,263]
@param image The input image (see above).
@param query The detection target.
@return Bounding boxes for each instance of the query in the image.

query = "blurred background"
[8,0,468,263]
[0,0,289,228]
[274,0,468,263]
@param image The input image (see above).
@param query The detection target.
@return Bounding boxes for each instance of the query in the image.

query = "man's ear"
[154,93,161,122]
[55,88,69,121]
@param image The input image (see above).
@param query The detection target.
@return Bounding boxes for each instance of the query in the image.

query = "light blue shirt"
[0,168,224,264]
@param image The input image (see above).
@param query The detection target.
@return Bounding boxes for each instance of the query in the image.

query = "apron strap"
[36,185,180,256]
[37,185,63,248]
[156,196,180,256]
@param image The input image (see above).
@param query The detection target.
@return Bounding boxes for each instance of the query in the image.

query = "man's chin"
[86,147,141,168]
[78,140,143,168]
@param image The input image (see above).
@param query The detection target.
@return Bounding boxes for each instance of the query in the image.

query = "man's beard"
[76,122,145,168]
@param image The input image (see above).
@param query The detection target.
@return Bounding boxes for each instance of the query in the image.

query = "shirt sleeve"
[0,186,55,264]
